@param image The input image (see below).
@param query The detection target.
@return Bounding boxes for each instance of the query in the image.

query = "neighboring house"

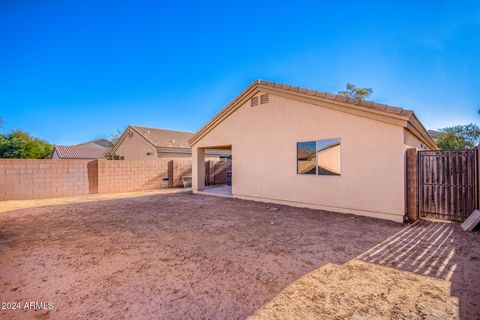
[76,138,111,148]
[189,80,436,223]
[51,145,108,159]
[427,130,442,141]
[111,125,230,160]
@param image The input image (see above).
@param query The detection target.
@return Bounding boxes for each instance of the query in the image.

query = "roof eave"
[189,81,419,146]
[406,113,438,150]
[111,125,159,154]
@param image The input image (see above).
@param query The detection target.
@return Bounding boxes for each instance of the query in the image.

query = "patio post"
[192,147,205,192]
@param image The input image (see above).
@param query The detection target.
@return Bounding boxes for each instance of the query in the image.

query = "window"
[146,152,153,156]
[297,141,316,174]
[316,138,341,175]
[128,132,134,138]
[251,96,259,107]
[297,138,341,175]
[119,156,125,160]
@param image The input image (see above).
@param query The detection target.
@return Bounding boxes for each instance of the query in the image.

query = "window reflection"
[317,138,341,175]
[297,141,316,174]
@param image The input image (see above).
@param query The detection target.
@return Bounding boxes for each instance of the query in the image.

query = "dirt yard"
[0,191,479,319]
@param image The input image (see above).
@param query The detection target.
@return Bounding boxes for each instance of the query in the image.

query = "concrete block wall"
[172,159,192,188]
[0,159,93,200]
[206,160,232,185]
[0,158,230,201]
[97,159,170,193]
[212,161,231,185]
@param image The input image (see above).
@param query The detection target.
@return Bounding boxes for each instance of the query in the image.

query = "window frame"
[296,140,317,175]
[296,138,341,176]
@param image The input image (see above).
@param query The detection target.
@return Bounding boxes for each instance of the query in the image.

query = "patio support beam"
[192,147,205,192]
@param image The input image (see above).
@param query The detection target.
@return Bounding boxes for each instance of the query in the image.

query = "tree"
[109,129,123,147]
[338,83,373,100]
[0,130,53,159]
[105,128,124,160]
[435,123,480,150]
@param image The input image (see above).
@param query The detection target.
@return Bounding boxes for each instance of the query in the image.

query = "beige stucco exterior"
[114,127,230,160]
[404,129,427,150]
[114,128,159,159]
[191,89,434,223]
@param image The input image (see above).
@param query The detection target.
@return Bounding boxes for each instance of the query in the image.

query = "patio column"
[192,147,205,192]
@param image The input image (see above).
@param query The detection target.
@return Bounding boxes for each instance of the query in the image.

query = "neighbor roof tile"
[131,126,193,148]
[53,145,108,159]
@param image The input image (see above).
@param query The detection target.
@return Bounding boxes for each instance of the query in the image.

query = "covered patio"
[193,145,232,193]
[198,185,232,197]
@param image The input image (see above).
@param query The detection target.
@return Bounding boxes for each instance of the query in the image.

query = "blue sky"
[1,0,479,145]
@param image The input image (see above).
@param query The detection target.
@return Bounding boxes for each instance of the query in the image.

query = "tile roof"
[131,126,193,148]
[254,80,414,117]
[189,80,436,150]
[53,145,108,159]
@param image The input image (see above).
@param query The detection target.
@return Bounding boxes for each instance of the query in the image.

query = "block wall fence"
[0,159,231,201]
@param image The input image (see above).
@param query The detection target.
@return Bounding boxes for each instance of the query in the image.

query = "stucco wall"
[115,129,158,160]
[115,128,228,160]
[404,129,427,150]
[193,92,408,222]
[157,152,190,159]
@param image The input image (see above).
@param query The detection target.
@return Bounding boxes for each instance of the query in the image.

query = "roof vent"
[261,94,269,104]
[251,96,258,107]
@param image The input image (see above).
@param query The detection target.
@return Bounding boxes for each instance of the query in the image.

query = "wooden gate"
[418,149,478,221]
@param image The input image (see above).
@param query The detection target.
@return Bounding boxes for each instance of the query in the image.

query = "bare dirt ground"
[0,191,478,319]
[249,260,460,320]
[0,191,402,319]
[250,220,480,320]
[0,189,185,214]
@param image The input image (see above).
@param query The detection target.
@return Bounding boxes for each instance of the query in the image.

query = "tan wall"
[97,159,170,193]
[206,160,232,185]
[158,150,230,161]
[404,129,427,150]
[115,128,228,161]
[158,152,190,159]
[0,158,228,200]
[115,128,158,160]
[193,93,408,222]
[0,159,93,200]
[172,159,192,188]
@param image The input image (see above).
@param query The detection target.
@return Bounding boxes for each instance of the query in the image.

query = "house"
[51,145,108,159]
[111,125,230,160]
[427,130,442,141]
[189,80,436,222]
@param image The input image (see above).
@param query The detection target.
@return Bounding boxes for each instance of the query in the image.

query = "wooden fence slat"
[418,148,478,221]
